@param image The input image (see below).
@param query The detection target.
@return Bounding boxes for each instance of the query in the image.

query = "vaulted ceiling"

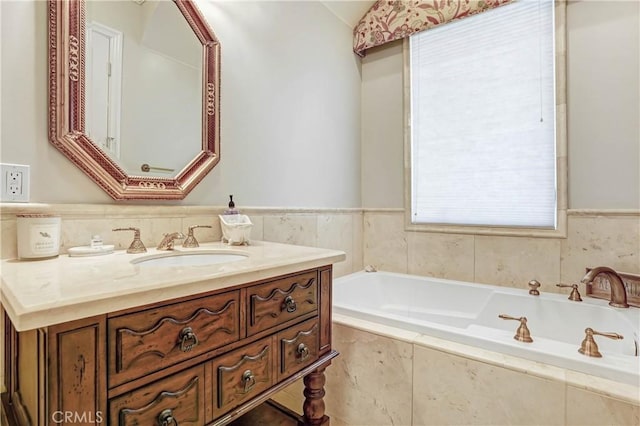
[321,1,376,29]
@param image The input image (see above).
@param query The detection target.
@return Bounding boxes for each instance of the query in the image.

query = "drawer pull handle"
[179,327,199,352]
[297,343,310,362]
[158,409,178,426]
[283,296,297,313]
[242,369,256,393]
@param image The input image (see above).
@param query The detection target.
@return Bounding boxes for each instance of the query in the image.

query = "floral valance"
[354,0,514,57]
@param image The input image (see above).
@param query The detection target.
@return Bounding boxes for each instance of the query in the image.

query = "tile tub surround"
[328,313,640,426]
[364,209,640,296]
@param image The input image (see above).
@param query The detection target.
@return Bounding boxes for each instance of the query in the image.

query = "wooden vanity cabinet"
[1,266,336,426]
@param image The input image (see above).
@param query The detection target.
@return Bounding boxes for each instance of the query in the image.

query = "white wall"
[360,40,404,209]
[0,1,361,207]
[2,1,637,209]
[361,1,640,209]
[567,0,639,209]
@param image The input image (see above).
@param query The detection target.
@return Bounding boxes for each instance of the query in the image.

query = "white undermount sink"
[132,250,248,267]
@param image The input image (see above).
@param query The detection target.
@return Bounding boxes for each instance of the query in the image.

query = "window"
[408,0,562,233]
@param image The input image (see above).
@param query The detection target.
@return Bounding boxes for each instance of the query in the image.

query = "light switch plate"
[1,163,30,202]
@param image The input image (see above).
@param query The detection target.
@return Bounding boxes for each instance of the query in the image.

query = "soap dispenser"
[223,195,239,215]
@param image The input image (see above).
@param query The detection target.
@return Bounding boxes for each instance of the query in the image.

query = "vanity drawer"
[209,336,275,421]
[277,318,320,381]
[108,291,240,387]
[247,271,318,336]
[109,365,205,426]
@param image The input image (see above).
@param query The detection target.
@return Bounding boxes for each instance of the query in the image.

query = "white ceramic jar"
[17,214,61,259]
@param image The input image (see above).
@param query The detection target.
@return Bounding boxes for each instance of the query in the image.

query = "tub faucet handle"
[499,314,533,343]
[578,328,623,358]
[556,283,582,302]
[528,280,541,296]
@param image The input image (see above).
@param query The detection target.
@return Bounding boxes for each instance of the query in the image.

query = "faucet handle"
[498,314,533,343]
[556,283,582,302]
[579,328,623,358]
[528,280,541,296]
[183,225,212,248]
[112,227,147,254]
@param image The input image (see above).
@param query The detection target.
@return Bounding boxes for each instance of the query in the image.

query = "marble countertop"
[0,241,345,331]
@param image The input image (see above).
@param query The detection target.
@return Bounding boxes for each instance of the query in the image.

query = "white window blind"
[410,0,556,228]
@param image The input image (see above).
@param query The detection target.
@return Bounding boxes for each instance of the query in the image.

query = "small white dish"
[68,244,115,257]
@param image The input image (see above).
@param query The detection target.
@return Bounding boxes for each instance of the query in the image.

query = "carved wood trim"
[251,279,316,304]
[119,376,201,422]
[319,267,332,353]
[216,344,272,409]
[48,0,221,200]
[279,321,320,380]
[249,278,317,329]
[48,316,107,426]
[303,366,328,426]
[208,351,338,426]
[117,301,237,371]
[281,323,318,346]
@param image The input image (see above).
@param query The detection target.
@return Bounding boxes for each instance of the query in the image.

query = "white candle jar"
[17,214,61,259]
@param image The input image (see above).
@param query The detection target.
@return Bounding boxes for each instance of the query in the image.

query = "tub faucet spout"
[580,267,629,308]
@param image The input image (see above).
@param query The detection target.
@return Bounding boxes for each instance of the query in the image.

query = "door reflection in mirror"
[86,21,122,159]
[85,0,202,177]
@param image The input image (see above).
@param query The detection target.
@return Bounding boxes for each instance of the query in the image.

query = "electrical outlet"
[1,163,30,202]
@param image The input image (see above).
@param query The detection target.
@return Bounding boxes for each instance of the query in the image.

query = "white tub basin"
[132,251,247,267]
[334,271,640,386]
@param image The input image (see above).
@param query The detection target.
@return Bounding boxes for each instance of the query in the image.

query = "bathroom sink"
[132,251,248,267]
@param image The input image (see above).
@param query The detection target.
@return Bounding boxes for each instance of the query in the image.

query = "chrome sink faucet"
[581,266,629,308]
[157,232,185,250]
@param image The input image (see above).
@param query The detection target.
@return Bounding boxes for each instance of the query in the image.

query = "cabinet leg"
[302,366,329,426]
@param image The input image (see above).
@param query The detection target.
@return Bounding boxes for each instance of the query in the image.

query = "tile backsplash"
[0,204,364,278]
[2,205,637,293]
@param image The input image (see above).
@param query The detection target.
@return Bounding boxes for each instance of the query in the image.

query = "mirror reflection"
[85,0,202,178]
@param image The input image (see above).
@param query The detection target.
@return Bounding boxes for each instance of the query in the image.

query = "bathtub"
[333,271,640,386]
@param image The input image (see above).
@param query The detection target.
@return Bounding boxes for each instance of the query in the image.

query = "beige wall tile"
[407,232,474,281]
[475,235,561,290]
[566,386,640,426]
[325,323,413,426]
[1,219,17,259]
[249,215,264,241]
[325,416,351,426]
[145,218,185,247]
[561,215,640,286]
[412,345,565,425]
[263,215,317,247]
[352,212,364,272]
[60,217,183,252]
[318,214,353,277]
[272,379,304,414]
[363,212,407,273]
[60,218,120,251]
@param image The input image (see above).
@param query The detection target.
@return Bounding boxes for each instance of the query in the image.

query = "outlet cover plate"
[1,163,30,202]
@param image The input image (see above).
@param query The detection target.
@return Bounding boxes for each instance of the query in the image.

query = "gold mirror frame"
[48,0,220,200]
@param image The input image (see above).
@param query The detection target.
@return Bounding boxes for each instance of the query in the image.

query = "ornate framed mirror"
[48,0,220,200]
